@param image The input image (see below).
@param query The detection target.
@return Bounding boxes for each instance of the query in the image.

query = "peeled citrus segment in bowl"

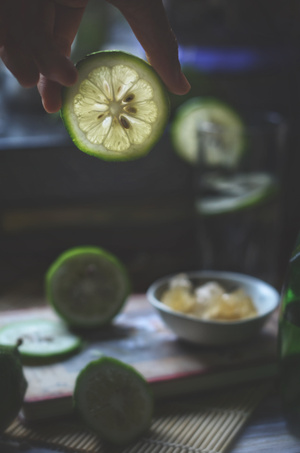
[171,97,245,168]
[45,246,131,329]
[61,50,170,161]
[74,356,153,446]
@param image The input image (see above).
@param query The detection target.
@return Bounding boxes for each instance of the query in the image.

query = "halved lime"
[196,172,277,216]
[171,97,245,168]
[74,356,153,446]
[61,50,170,161]
[45,246,130,329]
[0,320,81,362]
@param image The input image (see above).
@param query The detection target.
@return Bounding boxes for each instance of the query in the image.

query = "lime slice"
[74,356,153,446]
[61,50,170,161]
[171,97,245,168]
[45,246,130,329]
[196,172,277,216]
[0,320,81,362]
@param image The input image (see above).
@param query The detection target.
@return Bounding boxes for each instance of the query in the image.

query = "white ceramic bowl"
[146,270,280,346]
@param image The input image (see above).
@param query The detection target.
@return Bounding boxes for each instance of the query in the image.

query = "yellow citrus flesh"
[62,51,169,161]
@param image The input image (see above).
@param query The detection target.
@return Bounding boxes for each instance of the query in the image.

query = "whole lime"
[0,342,27,431]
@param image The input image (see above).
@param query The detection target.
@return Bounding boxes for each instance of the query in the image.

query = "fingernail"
[63,59,78,86]
[178,71,191,93]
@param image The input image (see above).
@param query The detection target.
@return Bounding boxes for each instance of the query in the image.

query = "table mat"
[5,381,272,453]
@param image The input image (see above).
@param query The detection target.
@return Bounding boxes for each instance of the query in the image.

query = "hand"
[0,0,190,113]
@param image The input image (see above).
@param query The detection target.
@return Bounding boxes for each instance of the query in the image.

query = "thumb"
[107,0,190,95]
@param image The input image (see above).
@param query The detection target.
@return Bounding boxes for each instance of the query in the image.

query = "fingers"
[0,0,85,111]
[34,1,87,112]
[24,0,79,86]
[0,40,40,88]
[0,0,39,87]
[108,0,190,95]
[37,76,62,113]
[29,36,78,86]
[1,0,189,115]
[53,3,86,55]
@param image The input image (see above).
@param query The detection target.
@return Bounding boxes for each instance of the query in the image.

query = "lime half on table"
[171,97,245,168]
[74,356,153,446]
[61,50,170,161]
[46,246,130,329]
[0,319,81,363]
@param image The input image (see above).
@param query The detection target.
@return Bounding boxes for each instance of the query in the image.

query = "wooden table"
[1,391,300,453]
[231,392,300,452]
[0,293,299,452]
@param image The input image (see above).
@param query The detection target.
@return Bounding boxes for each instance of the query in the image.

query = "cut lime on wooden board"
[171,97,245,168]
[74,356,153,446]
[196,172,277,216]
[61,50,170,161]
[0,320,81,362]
[45,246,130,329]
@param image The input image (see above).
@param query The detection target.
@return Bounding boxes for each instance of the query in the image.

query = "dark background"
[0,0,300,298]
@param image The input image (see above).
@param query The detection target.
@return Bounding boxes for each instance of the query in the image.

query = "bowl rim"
[146,270,280,326]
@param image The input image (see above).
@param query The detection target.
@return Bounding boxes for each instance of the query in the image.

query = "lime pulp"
[171,97,245,168]
[61,50,170,161]
[46,246,130,329]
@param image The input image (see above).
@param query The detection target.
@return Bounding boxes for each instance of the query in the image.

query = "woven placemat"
[5,381,272,453]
